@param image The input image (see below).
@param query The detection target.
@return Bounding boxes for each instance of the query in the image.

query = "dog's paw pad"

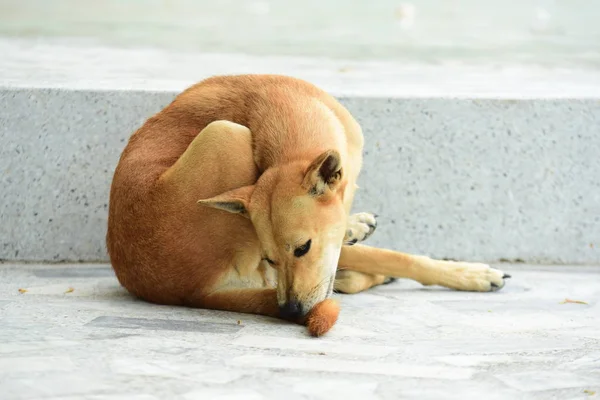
[344,212,377,245]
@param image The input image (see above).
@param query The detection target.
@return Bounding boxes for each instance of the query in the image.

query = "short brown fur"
[107,75,508,331]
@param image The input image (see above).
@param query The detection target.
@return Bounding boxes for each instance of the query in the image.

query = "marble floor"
[0,263,598,399]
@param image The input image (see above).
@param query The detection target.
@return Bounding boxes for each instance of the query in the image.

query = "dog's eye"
[294,239,312,258]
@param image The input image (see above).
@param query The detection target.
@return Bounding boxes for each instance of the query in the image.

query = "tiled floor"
[0,263,598,399]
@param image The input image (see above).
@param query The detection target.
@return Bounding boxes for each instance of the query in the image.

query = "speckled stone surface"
[1,88,599,263]
[0,89,173,261]
[0,263,599,399]
[347,97,600,264]
[0,89,600,263]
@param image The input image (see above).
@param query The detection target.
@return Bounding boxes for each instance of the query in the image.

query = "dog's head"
[198,150,347,320]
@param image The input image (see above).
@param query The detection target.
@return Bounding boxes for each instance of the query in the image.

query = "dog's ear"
[302,150,343,196]
[197,185,254,217]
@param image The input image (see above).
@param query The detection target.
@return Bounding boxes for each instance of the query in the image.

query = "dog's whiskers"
[326,274,335,298]
[307,275,329,299]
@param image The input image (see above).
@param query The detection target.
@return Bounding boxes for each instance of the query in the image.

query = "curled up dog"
[107,75,509,336]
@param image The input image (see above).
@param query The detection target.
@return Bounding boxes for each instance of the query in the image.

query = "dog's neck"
[248,99,347,173]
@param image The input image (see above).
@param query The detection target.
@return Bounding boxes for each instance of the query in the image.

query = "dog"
[107,74,509,325]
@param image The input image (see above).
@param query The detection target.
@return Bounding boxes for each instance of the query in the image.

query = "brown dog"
[107,75,508,325]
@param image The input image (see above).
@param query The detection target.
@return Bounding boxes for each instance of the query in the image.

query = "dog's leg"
[334,270,392,294]
[338,244,509,292]
[158,120,280,316]
[338,213,396,293]
[159,120,259,198]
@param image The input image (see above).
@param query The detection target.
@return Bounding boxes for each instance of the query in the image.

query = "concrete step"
[1,40,599,264]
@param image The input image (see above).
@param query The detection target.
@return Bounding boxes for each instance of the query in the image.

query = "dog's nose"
[279,301,303,320]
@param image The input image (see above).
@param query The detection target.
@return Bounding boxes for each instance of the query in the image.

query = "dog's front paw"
[430,260,511,292]
[344,212,377,245]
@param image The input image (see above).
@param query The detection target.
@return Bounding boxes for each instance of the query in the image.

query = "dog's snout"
[279,301,304,320]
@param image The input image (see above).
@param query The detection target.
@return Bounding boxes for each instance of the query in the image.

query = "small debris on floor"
[18,288,27,294]
[560,298,588,305]
[65,287,75,294]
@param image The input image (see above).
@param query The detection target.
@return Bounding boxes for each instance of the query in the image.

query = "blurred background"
[1,0,598,69]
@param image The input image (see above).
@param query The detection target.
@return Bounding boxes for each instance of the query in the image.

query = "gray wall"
[1,88,599,263]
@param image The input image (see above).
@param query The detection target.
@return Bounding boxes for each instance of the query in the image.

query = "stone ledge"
[1,86,598,263]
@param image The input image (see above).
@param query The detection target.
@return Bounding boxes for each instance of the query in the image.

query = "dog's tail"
[305,298,340,337]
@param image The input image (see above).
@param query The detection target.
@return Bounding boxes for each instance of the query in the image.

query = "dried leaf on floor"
[560,298,588,305]
[65,287,75,294]
[18,288,27,294]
